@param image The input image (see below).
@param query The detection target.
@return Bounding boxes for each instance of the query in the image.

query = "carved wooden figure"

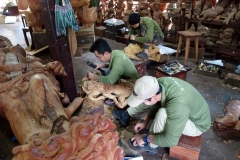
[74,0,97,28]
[12,113,124,159]
[0,37,124,159]
[18,0,44,32]
[214,100,240,127]
[134,0,147,12]
[199,0,229,20]
[82,80,134,109]
[152,2,164,28]
[105,0,115,19]
[217,27,237,44]
[235,3,240,23]
[192,0,203,18]
[115,0,126,20]
[138,2,151,17]
[123,0,134,26]
[220,2,238,25]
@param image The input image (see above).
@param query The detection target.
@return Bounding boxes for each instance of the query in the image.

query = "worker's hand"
[130,134,146,147]
[130,35,136,40]
[87,72,99,81]
[134,122,147,133]
[124,34,130,39]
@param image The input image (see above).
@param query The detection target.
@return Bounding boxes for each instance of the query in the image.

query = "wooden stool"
[176,31,202,65]
[169,134,202,160]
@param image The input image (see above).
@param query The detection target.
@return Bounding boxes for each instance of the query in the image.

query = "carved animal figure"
[214,100,240,127]
[199,0,229,20]
[0,37,124,159]
[82,80,134,109]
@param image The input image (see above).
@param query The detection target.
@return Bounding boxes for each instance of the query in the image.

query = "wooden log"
[224,73,240,88]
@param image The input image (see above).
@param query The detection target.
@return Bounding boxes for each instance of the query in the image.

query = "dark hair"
[89,38,112,55]
[128,13,140,25]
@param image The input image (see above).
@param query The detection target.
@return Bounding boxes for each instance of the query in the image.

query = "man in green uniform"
[88,38,139,105]
[113,76,211,153]
[124,13,164,59]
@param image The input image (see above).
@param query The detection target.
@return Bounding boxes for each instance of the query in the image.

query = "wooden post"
[39,0,77,101]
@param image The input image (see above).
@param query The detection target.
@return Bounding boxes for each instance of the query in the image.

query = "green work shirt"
[98,50,139,84]
[129,17,164,44]
[148,77,211,147]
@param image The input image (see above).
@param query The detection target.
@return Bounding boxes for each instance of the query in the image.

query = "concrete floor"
[1,21,240,160]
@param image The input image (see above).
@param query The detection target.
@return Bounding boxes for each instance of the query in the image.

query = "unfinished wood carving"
[73,0,97,28]
[0,37,123,159]
[123,0,134,27]
[199,0,229,20]
[18,0,44,32]
[138,2,151,17]
[18,0,97,29]
[214,100,240,127]
[105,0,115,19]
[12,113,124,159]
[82,80,134,109]
[152,2,163,28]
[221,2,238,24]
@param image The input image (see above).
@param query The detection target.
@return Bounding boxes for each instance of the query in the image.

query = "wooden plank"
[188,19,239,28]
[170,146,199,160]
[28,45,49,55]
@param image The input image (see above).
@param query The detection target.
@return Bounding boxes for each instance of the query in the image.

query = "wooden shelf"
[188,19,239,28]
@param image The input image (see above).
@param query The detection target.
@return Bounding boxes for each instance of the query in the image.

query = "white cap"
[127,76,159,107]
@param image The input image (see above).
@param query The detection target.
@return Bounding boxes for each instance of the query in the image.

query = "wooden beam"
[39,0,77,101]
[28,45,49,55]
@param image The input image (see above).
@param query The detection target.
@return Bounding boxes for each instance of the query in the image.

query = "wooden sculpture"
[123,0,134,26]
[12,113,124,159]
[213,100,240,138]
[115,0,126,20]
[0,37,124,159]
[217,27,237,44]
[192,0,203,18]
[18,0,97,29]
[105,0,115,19]
[138,2,151,17]
[235,3,240,23]
[74,0,97,28]
[220,2,238,24]
[199,0,229,20]
[82,80,134,109]
[185,0,192,19]
[152,2,164,28]
[18,0,44,32]
[134,0,147,12]
[215,100,240,127]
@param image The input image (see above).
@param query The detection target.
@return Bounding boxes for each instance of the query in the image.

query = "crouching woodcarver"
[113,76,211,153]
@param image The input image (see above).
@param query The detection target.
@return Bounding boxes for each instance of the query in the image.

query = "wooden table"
[176,31,202,65]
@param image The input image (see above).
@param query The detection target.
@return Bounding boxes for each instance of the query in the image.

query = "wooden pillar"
[39,0,77,101]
